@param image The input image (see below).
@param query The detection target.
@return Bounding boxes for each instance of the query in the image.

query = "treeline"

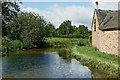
[1,1,91,55]
[45,20,91,38]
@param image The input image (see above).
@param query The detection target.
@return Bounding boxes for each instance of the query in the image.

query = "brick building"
[92,9,120,55]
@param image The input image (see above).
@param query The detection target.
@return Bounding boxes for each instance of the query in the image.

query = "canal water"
[2,48,92,78]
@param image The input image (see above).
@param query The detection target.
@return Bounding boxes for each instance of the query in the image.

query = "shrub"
[8,40,23,51]
[2,36,23,54]
[2,36,10,53]
[77,39,89,46]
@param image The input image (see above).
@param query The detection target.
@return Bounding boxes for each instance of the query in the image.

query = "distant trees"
[57,20,75,36]
[51,20,91,38]
[74,25,90,38]
[45,23,56,37]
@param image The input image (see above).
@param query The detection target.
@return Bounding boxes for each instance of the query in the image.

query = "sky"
[20,0,119,30]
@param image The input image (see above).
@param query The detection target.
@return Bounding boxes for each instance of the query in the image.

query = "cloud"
[22,7,40,12]
[91,0,118,10]
[22,1,119,30]
[22,4,94,30]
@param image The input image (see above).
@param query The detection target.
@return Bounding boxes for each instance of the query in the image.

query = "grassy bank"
[71,46,119,78]
[45,37,91,47]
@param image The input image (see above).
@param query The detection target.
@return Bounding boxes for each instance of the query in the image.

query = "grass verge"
[71,46,119,78]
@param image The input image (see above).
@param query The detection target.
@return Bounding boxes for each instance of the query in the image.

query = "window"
[103,16,113,25]
[94,19,96,31]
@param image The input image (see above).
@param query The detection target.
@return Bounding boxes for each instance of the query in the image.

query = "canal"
[2,48,92,78]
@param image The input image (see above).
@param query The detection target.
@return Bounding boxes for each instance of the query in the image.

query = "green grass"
[71,46,119,78]
[75,46,118,64]
[45,37,90,47]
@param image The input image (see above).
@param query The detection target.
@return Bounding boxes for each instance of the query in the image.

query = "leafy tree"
[6,12,47,48]
[74,25,89,38]
[45,23,55,37]
[69,25,76,34]
[58,20,75,36]
[2,0,21,36]
[57,20,91,38]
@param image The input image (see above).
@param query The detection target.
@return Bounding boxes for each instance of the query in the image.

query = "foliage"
[77,39,89,46]
[2,36,23,55]
[45,23,56,37]
[6,12,47,49]
[54,20,91,38]
[57,20,75,35]
[2,1,21,36]
[73,25,91,38]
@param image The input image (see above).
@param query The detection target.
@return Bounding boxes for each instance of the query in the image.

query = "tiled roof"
[95,9,119,30]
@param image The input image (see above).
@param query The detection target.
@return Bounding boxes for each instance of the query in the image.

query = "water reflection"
[2,48,91,78]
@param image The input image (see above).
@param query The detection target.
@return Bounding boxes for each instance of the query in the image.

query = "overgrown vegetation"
[71,46,119,78]
[45,37,91,47]
[2,36,23,56]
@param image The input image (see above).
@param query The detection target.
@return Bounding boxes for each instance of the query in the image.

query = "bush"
[77,39,89,46]
[2,36,23,54]
[2,36,10,53]
[8,40,23,51]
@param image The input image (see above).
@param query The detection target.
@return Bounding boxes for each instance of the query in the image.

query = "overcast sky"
[20,0,119,30]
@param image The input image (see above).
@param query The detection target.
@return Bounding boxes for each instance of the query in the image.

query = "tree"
[45,23,55,37]
[69,25,76,34]
[58,20,75,36]
[74,25,89,38]
[6,12,47,48]
[2,0,21,36]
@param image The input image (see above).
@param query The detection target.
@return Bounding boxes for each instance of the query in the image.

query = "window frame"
[94,19,96,31]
